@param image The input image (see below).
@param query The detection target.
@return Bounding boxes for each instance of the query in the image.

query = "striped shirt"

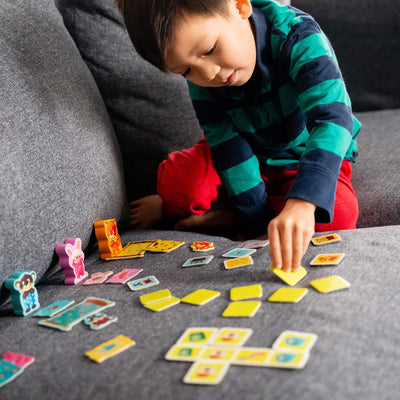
[187,0,361,236]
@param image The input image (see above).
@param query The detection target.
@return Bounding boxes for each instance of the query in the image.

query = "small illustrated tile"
[242,240,269,249]
[272,330,318,353]
[176,328,219,346]
[127,276,159,292]
[230,284,263,301]
[224,256,254,270]
[222,301,261,317]
[210,328,253,347]
[85,335,135,363]
[311,233,342,246]
[144,297,180,312]
[231,347,272,366]
[140,289,172,305]
[191,241,214,251]
[0,359,23,387]
[147,240,185,253]
[198,347,238,363]
[105,268,142,284]
[83,313,118,330]
[182,256,214,267]
[33,300,75,317]
[222,248,256,258]
[165,345,204,362]
[183,361,230,385]
[3,352,35,369]
[268,288,308,303]
[310,275,351,293]
[181,289,220,306]
[310,253,345,266]
[270,265,307,286]
[83,271,113,285]
[266,349,310,369]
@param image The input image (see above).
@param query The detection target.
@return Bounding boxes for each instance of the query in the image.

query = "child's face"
[166,0,256,87]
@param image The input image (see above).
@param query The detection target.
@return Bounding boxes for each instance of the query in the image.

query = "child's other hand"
[268,198,316,273]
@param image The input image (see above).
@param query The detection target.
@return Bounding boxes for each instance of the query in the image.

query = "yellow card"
[311,233,342,246]
[183,361,230,385]
[199,347,238,362]
[270,265,307,286]
[147,240,185,252]
[310,253,345,266]
[144,296,180,312]
[165,345,204,362]
[181,289,220,306]
[268,288,308,303]
[177,328,219,346]
[232,347,272,366]
[266,350,309,369]
[210,328,253,347]
[140,289,172,305]
[222,301,261,317]
[272,330,318,352]
[310,275,350,293]
[230,284,262,301]
[85,335,136,363]
[224,256,253,270]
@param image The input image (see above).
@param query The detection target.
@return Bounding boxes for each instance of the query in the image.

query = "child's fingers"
[280,228,293,272]
[268,223,282,270]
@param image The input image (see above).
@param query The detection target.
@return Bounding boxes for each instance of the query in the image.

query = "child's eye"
[205,45,216,56]
[182,68,191,78]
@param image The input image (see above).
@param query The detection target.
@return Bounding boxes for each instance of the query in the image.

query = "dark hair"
[115,0,229,72]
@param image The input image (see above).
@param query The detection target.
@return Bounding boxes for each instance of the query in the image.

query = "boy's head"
[116,0,256,87]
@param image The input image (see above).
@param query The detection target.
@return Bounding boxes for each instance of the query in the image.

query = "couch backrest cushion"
[55,0,203,201]
[0,0,127,290]
[292,0,400,112]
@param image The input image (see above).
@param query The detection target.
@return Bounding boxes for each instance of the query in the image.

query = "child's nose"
[200,64,220,81]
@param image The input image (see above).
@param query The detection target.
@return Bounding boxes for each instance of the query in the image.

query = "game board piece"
[209,328,253,347]
[55,238,88,285]
[222,248,256,258]
[83,271,114,285]
[39,297,115,331]
[139,289,172,305]
[310,253,345,266]
[199,347,238,363]
[181,289,220,306]
[222,301,261,317]
[242,240,269,249]
[83,313,118,330]
[105,268,143,284]
[94,219,122,259]
[230,284,263,301]
[224,256,254,270]
[0,359,23,387]
[3,352,35,369]
[33,300,75,317]
[104,240,153,260]
[176,328,219,346]
[270,265,307,286]
[183,361,230,385]
[310,275,351,293]
[127,276,159,292]
[182,255,214,267]
[268,288,309,303]
[146,240,185,253]
[272,330,318,353]
[85,335,135,363]
[165,345,204,362]
[231,347,272,366]
[5,271,40,316]
[311,233,342,246]
[191,241,214,251]
[266,349,310,369]
[143,297,181,312]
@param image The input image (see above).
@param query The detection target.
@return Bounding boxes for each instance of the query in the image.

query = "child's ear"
[234,0,253,19]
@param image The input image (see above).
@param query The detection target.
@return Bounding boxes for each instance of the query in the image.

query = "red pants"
[157,139,358,232]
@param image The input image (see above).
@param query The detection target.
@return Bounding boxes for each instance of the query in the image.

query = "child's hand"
[268,198,316,272]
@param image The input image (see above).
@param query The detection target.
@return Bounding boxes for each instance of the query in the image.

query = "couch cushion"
[0,0,127,290]
[292,0,400,112]
[55,0,203,201]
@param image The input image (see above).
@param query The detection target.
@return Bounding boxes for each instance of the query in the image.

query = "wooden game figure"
[55,238,88,285]
[94,219,122,260]
[5,271,40,316]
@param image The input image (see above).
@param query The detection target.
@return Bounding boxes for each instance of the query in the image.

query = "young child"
[116,0,361,272]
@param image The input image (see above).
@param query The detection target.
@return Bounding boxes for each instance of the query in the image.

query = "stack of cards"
[139,289,180,312]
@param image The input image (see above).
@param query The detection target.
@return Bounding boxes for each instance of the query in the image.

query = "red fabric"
[157,139,358,231]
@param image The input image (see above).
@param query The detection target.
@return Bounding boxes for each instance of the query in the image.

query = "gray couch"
[1,0,399,399]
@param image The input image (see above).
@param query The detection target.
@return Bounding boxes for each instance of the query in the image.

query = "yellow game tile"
[144,296,180,312]
[222,301,261,317]
[199,347,238,362]
[183,361,230,385]
[266,349,310,369]
[85,335,136,363]
[177,328,219,346]
[272,330,318,352]
[230,284,263,301]
[210,328,253,347]
[147,240,185,252]
[310,275,350,293]
[165,345,204,362]
[231,347,272,366]
[139,289,172,305]
[224,256,253,270]
[268,288,308,303]
[181,289,221,306]
[270,265,307,286]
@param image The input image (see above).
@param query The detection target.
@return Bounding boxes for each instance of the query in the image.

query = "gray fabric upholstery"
[2,226,400,399]
[55,0,203,201]
[292,0,400,112]
[0,0,127,286]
